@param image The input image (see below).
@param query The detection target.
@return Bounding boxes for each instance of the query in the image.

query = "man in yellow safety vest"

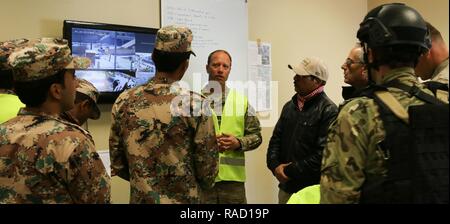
[201,49,262,204]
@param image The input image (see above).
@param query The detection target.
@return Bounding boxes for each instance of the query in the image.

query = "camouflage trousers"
[201,181,247,204]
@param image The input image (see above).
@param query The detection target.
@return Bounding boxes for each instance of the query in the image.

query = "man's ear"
[49,83,63,100]
[80,99,91,111]
[361,69,369,80]
[425,50,432,59]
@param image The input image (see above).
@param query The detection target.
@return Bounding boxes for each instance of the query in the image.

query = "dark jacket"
[342,85,372,100]
[267,92,338,193]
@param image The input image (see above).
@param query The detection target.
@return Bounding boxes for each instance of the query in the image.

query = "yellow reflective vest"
[287,185,320,204]
[0,93,25,124]
[212,90,248,182]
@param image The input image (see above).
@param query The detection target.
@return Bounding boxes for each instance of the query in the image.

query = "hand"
[217,133,241,152]
[274,163,291,183]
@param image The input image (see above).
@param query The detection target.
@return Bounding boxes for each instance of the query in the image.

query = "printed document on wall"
[248,41,272,112]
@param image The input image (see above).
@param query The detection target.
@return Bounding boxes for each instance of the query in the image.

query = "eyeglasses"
[344,58,363,67]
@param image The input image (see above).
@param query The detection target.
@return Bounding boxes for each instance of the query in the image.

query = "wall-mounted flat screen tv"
[63,20,158,103]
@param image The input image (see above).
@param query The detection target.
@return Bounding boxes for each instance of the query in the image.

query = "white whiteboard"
[161,0,248,92]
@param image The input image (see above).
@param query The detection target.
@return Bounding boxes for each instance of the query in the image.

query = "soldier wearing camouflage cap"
[109,25,219,203]
[0,39,28,124]
[60,78,101,126]
[0,38,110,203]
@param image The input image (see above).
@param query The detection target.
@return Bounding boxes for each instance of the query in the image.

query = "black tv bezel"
[62,20,159,104]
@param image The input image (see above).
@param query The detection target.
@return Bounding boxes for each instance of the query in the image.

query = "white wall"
[0,0,160,40]
[1,0,447,204]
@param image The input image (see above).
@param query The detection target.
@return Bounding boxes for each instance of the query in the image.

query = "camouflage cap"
[155,25,196,55]
[0,38,29,70]
[7,37,91,81]
[288,57,329,82]
[77,78,100,120]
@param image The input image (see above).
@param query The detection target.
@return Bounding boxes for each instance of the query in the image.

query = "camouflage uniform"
[431,58,449,85]
[0,38,110,203]
[109,25,219,204]
[0,110,110,203]
[320,68,433,203]
[0,38,29,70]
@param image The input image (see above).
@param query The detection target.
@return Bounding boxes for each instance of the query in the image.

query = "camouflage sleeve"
[237,104,262,151]
[109,95,130,181]
[320,99,383,204]
[65,138,111,203]
[189,105,219,190]
[40,135,111,204]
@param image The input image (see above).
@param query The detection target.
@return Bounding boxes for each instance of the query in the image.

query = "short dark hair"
[371,44,423,69]
[152,49,191,73]
[308,75,326,86]
[14,70,66,107]
[0,69,14,89]
[207,50,232,65]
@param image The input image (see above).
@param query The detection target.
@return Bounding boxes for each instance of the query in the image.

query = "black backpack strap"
[423,81,449,93]
[384,80,446,105]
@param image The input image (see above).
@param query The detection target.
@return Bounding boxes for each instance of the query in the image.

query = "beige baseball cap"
[288,57,329,82]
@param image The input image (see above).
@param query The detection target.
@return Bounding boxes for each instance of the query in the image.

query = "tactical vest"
[211,90,248,182]
[423,81,449,103]
[359,81,449,204]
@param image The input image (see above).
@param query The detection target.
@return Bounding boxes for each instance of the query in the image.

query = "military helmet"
[357,3,431,51]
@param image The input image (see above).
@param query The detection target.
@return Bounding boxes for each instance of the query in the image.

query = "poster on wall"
[248,40,272,112]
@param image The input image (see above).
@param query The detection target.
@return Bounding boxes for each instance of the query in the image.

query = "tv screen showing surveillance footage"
[71,27,156,93]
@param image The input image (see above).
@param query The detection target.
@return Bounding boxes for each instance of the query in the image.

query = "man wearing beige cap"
[109,25,219,204]
[0,38,110,204]
[60,78,101,126]
[267,56,337,203]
